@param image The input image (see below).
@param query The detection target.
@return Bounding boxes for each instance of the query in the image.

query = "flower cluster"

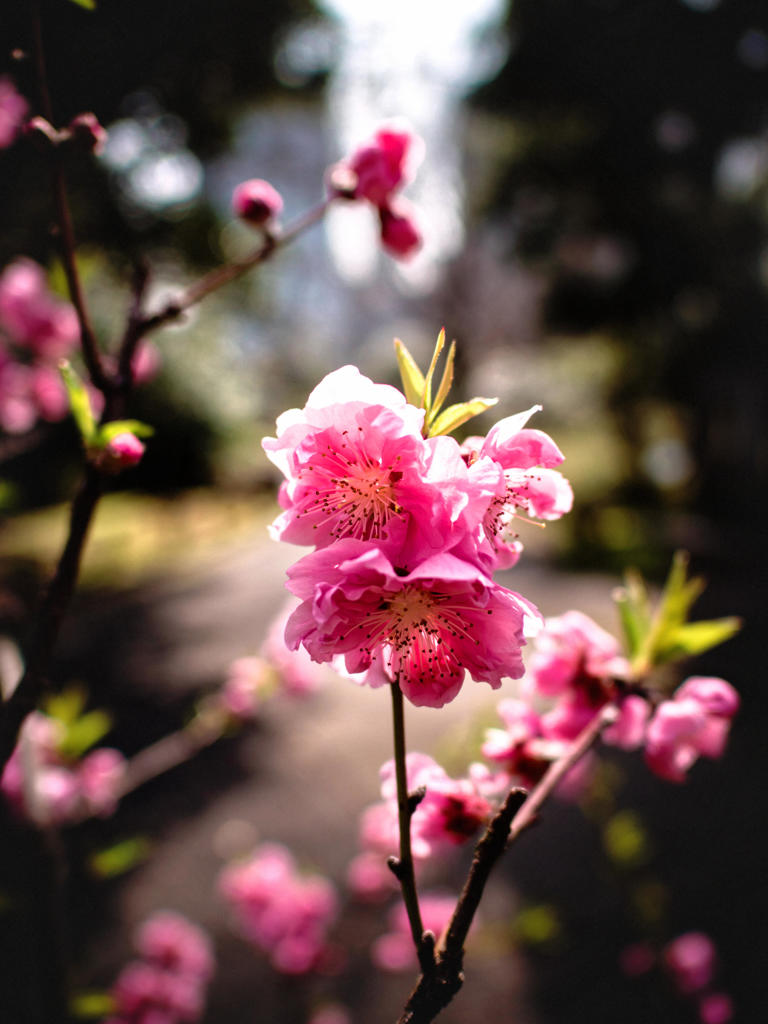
[107,912,214,1024]
[372,892,471,971]
[219,843,338,974]
[0,711,125,826]
[0,258,79,434]
[328,124,423,259]
[264,360,571,709]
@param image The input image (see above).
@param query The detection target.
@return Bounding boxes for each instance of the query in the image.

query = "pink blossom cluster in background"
[217,601,327,721]
[0,76,27,149]
[329,124,424,259]
[372,892,467,971]
[0,711,125,826]
[107,911,215,1024]
[264,362,572,708]
[219,842,338,974]
[0,258,79,434]
[621,932,733,1024]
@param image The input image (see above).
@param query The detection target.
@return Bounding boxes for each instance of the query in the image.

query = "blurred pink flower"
[663,931,717,993]
[262,603,326,696]
[342,124,422,206]
[698,992,734,1024]
[219,843,338,975]
[136,912,215,982]
[0,76,27,149]
[78,747,126,816]
[0,258,79,359]
[372,892,464,971]
[219,655,269,719]
[378,199,422,260]
[645,677,739,782]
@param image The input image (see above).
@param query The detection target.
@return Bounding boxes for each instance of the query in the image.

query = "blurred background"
[0,0,766,1022]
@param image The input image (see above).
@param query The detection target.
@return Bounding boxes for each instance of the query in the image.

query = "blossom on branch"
[285,539,538,708]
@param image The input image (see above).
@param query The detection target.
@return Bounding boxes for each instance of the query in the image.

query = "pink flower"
[262,603,327,696]
[341,125,422,206]
[232,178,283,226]
[219,656,269,719]
[78,747,126,816]
[481,698,568,787]
[136,912,215,982]
[378,199,422,260]
[219,843,338,975]
[603,694,650,750]
[462,406,573,569]
[663,932,717,993]
[286,539,538,708]
[645,677,739,783]
[346,851,398,901]
[698,992,734,1024]
[263,366,434,555]
[0,258,79,359]
[0,76,27,149]
[372,892,462,971]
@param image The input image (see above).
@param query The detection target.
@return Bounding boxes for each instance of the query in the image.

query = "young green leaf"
[97,420,155,444]
[421,327,446,413]
[70,992,115,1020]
[67,0,97,10]
[58,709,112,760]
[612,569,652,658]
[652,617,742,664]
[428,396,499,437]
[88,837,151,879]
[59,360,96,442]
[43,685,87,725]
[393,338,426,407]
[428,339,456,425]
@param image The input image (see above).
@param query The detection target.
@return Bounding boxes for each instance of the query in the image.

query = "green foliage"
[603,810,651,868]
[66,0,97,10]
[88,837,152,879]
[511,904,561,947]
[97,419,155,443]
[70,992,115,1020]
[613,551,741,680]
[394,333,498,437]
[42,686,113,760]
[59,360,96,443]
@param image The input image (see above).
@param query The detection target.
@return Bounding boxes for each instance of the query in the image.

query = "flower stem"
[389,682,431,971]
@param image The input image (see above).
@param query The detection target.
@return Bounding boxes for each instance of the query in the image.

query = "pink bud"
[378,200,422,260]
[93,432,145,473]
[67,112,107,155]
[699,992,734,1024]
[232,178,283,226]
[663,931,717,993]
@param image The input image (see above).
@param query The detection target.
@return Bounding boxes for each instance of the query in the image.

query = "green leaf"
[67,0,97,10]
[58,710,112,760]
[428,396,499,437]
[88,837,151,879]
[393,338,425,407]
[70,992,115,1020]
[603,810,651,868]
[428,339,456,426]
[421,327,446,413]
[653,617,742,664]
[43,685,87,725]
[512,904,561,946]
[59,360,96,443]
[613,569,651,658]
[96,419,155,444]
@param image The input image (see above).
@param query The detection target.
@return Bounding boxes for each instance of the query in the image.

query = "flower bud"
[378,200,422,260]
[91,432,145,474]
[232,178,283,226]
[67,112,107,155]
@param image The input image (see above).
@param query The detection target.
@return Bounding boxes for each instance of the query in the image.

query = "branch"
[134,199,330,340]
[390,683,435,976]
[30,0,110,394]
[395,703,619,1024]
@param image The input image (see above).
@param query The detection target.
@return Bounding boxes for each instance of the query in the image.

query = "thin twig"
[30,0,109,394]
[390,682,434,975]
[136,199,330,339]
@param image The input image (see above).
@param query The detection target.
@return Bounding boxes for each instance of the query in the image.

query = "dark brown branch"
[395,704,618,1024]
[30,0,109,395]
[0,466,103,773]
